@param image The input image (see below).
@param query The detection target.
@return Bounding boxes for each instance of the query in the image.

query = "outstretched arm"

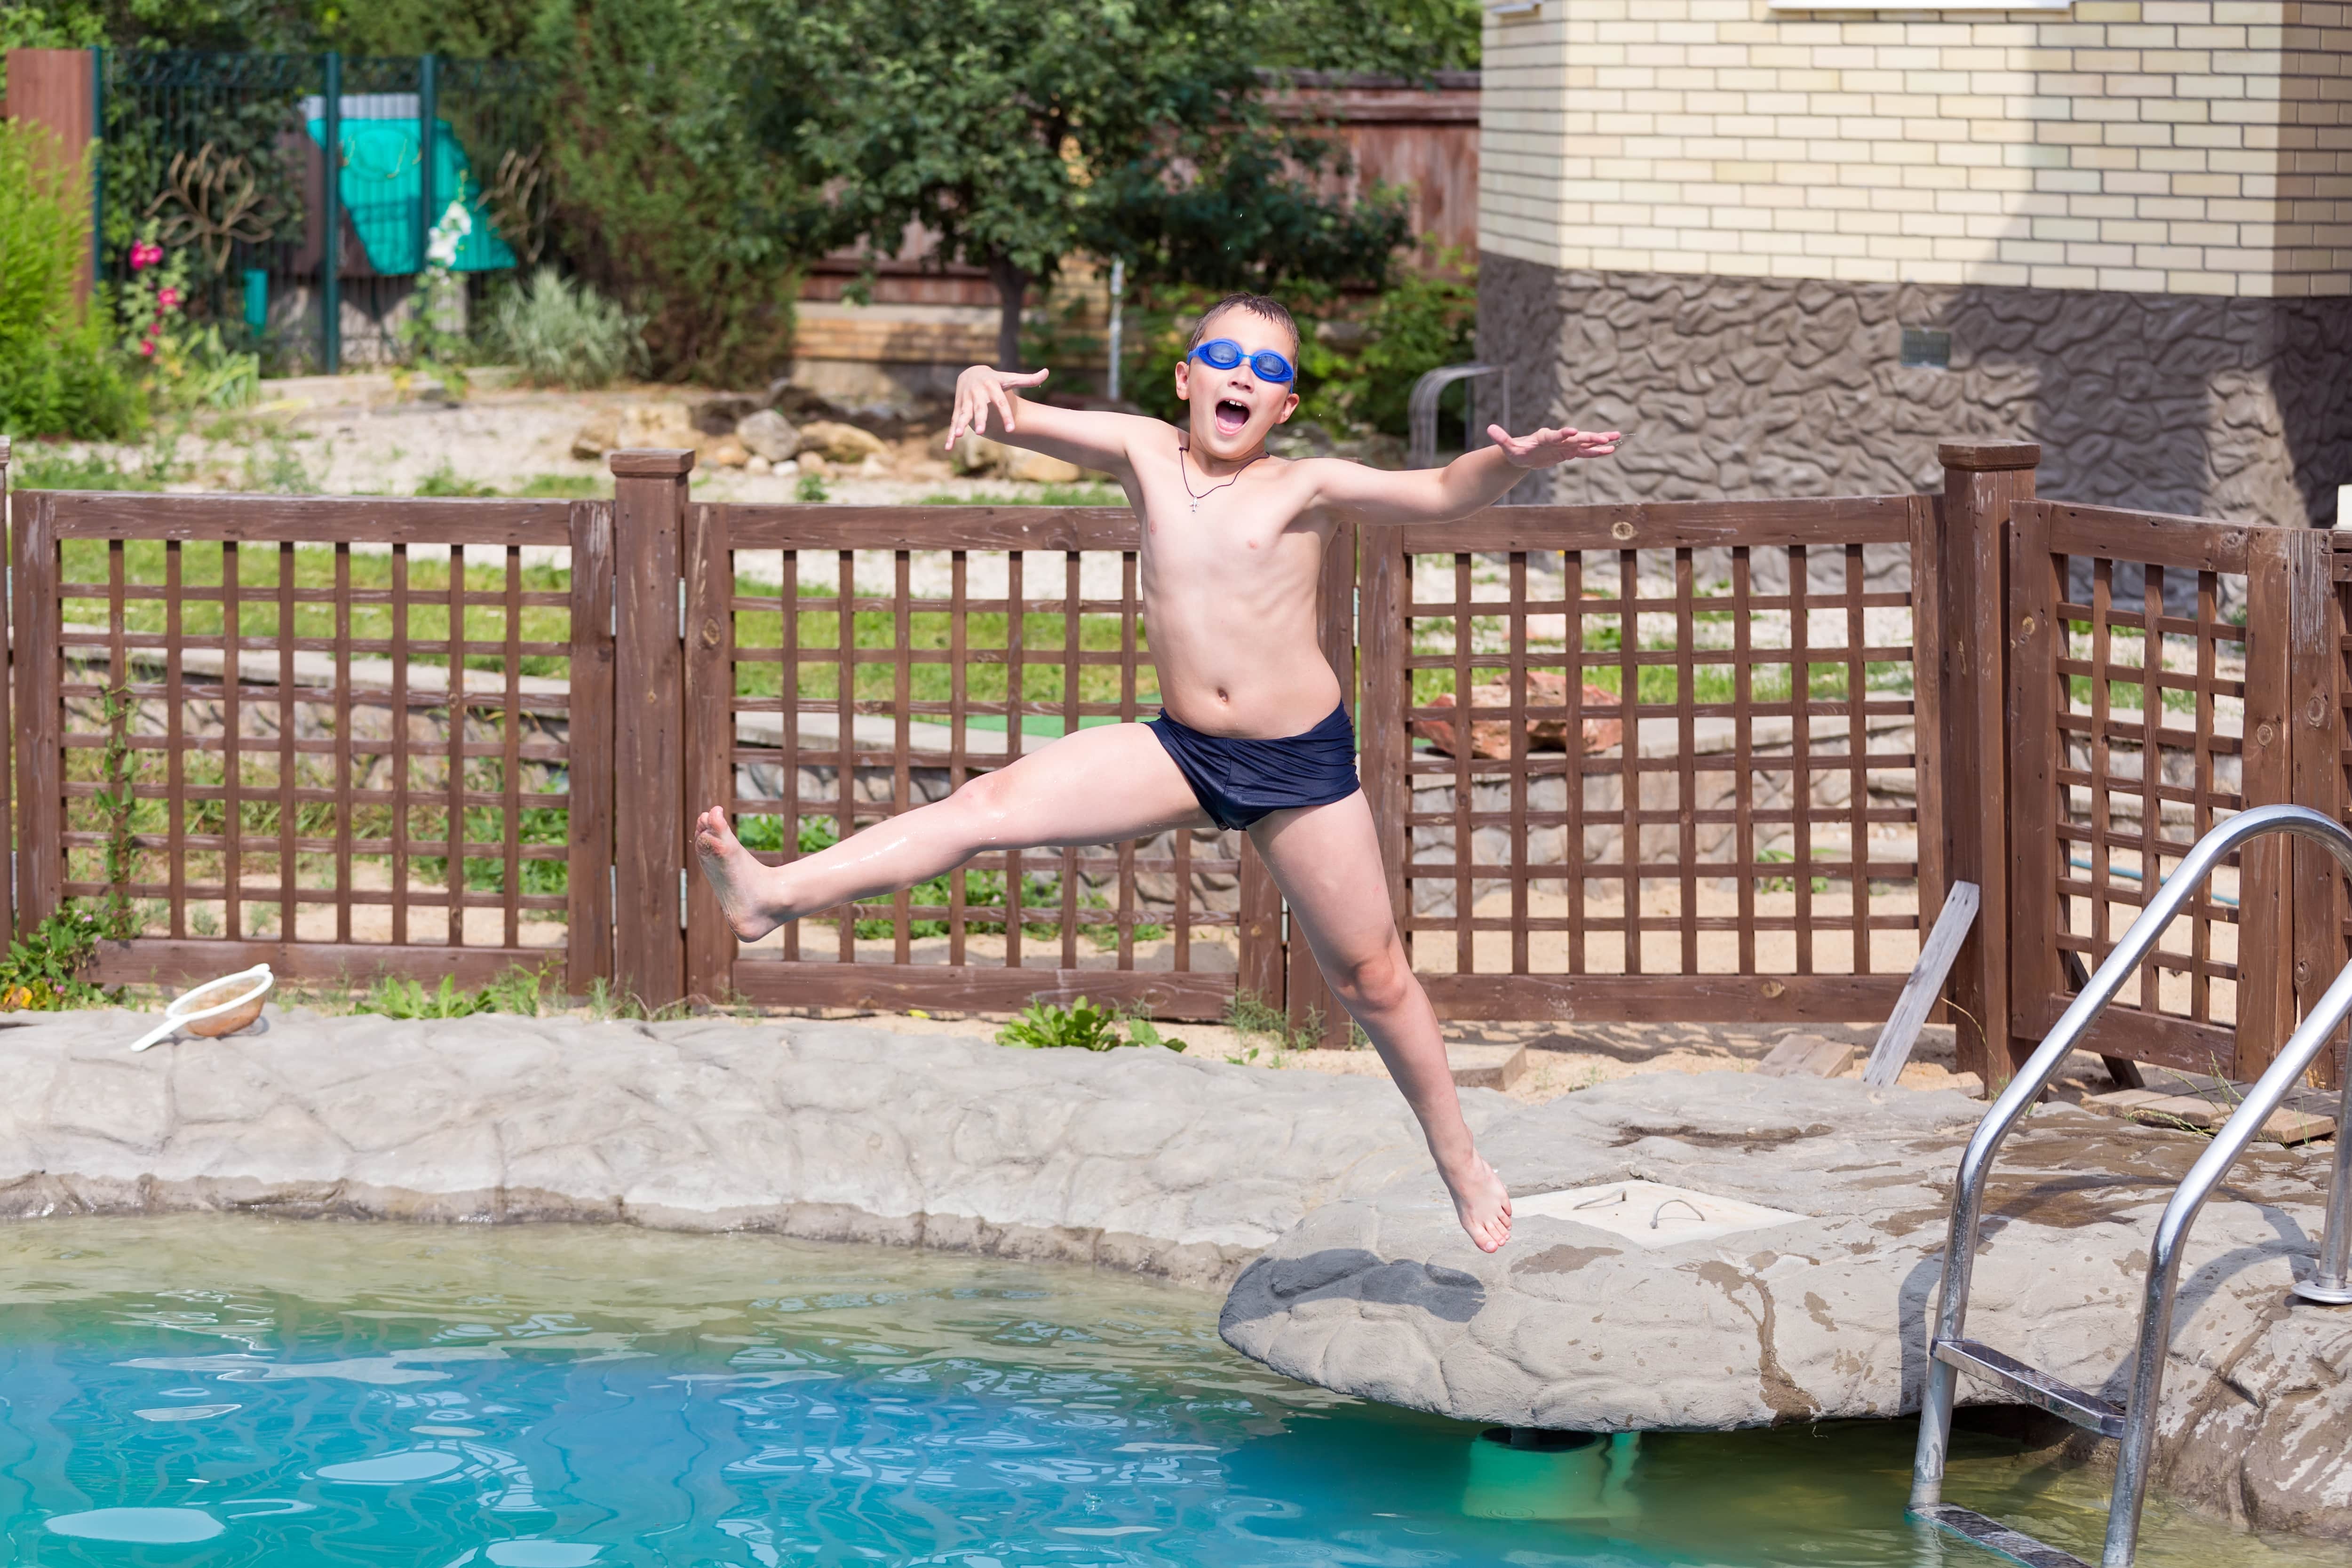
[1307,422,1621,524]
[944,365,1163,481]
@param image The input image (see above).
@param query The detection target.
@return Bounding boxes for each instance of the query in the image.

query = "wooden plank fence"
[3,434,2349,1090]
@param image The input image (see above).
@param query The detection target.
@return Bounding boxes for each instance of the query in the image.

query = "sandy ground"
[779,1005,2065,1108]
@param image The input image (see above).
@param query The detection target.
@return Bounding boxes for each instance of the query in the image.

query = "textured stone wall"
[1480,253,2352,528]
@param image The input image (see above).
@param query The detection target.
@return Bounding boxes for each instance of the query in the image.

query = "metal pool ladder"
[1910,804,2352,1568]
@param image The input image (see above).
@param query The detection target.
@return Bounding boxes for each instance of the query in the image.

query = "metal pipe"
[321,52,342,375]
[2103,955,2352,1565]
[2301,1063,2352,1304]
[1106,258,1123,403]
[1908,803,2352,1510]
[418,54,438,274]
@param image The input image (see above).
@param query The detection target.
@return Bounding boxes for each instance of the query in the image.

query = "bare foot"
[1441,1153,1512,1253]
[693,805,786,941]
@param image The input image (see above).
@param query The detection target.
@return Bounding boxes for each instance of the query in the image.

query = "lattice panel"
[2049,557,2249,1033]
[46,528,584,964]
[1391,537,1926,987]
[717,544,1245,976]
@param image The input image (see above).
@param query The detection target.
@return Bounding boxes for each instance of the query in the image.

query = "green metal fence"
[95,50,539,374]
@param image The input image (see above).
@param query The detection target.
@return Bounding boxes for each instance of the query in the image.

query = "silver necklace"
[1177,438,1263,512]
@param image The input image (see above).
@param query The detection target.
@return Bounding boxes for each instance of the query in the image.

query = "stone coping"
[0,1008,1506,1294]
[1219,1070,2352,1541]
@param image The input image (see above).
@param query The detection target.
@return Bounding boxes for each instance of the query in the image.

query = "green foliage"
[1298,254,1475,438]
[0,123,141,441]
[1224,988,1327,1054]
[353,964,555,1020]
[533,0,815,384]
[11,446,165,490]
[1127,253,1472,440]
[792,0,1401,367]
[919,484,1125,507]
[794,472,830,503]
[486,266,646,389]
[1092,140,1405,305]
[1256,0,1482,75]
[997,995,1185,1053]
[0,912,110,1011]
[117,219,262,414]
[358,972,491,1020]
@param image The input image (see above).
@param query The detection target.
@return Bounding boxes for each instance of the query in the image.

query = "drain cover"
[1514,1180,1805,1249]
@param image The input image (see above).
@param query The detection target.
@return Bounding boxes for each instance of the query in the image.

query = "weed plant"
[486,267,647,389]
[0,912,111,1010]
[996,996,1186,1052]
[0,124,139,440]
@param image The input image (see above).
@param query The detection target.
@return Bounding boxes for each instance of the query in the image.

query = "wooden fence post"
[609,449,692,1009]
[2296,528,2348,1087]
[2234,531,2298,1077]
[683,500,733,1005]
[0,435,12,942]
[1286,516,1359,1046]
[564,499,616,998]
[1939,440,2038,1085]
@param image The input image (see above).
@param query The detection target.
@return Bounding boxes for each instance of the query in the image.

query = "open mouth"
[1213,399,1250,437]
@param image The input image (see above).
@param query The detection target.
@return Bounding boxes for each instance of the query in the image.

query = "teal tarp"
[305,116,516,274]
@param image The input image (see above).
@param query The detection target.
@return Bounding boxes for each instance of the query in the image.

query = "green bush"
[1296,249,1476,440]
[487,266,646,389]
[533,0,816,385]
[0,911,110,1011]
[1128,251,1476,443]
[0,123,140,441]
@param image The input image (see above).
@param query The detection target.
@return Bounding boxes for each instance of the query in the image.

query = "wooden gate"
[2004,497,2340,1081]
[675,501,1351,1021]
[1355,494,1945,1025]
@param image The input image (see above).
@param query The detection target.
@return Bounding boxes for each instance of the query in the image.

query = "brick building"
[1475,0,2351,524]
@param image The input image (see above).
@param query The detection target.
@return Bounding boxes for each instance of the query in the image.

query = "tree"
[532,0,829,384]
[785,0,1405,372]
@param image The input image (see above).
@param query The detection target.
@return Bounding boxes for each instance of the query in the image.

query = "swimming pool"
[0,1217,2340,1567]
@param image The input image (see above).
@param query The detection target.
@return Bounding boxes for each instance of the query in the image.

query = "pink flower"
[157,287,181,309]
[139,339,156,358]
[130,242,163,271]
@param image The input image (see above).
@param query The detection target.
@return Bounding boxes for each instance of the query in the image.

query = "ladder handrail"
[2101,950,2352,1561]
[1911,803,2352,1565]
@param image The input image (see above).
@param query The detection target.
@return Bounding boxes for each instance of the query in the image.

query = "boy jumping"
[694,293,1620,1253]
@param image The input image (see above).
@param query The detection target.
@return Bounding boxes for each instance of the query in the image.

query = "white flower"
[425,199,473,267]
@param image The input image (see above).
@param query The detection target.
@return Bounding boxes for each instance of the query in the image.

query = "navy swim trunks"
[1146,702,1361,831]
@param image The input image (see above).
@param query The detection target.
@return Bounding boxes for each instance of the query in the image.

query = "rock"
[1269,421,1339,459]
[618,402,695,449]
[798,420,888,464]
[1006,449,1085,485]
[0,1010,1509,1293]
[570,411,619,461]
[1335,432,1407,470]
[691,393,761,436]
[798,454,831,479]
[737,408,801,462]
[952,433,1007,475]
[1412,673,1624,758]
[701,435,749,469]
[1219,1071,2352,1538]
[746,455,772,476]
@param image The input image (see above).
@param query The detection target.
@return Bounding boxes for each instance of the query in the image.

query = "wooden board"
[1863,880,1979,1086]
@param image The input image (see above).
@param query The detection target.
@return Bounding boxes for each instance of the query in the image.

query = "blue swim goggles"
[1187,338,1296,383]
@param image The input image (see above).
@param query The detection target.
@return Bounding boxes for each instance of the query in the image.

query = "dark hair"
[1186,293,1299,357]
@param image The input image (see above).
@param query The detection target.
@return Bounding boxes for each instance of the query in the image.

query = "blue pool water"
[0,1217,2341,1567]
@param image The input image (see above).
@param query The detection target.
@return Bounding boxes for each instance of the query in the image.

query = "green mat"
[305,116,516,274]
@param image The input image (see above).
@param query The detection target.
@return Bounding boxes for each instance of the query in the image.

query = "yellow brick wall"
[1478,0,2352,296]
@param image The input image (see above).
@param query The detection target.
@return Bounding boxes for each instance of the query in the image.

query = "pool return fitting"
[1910,804,2352,1568]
